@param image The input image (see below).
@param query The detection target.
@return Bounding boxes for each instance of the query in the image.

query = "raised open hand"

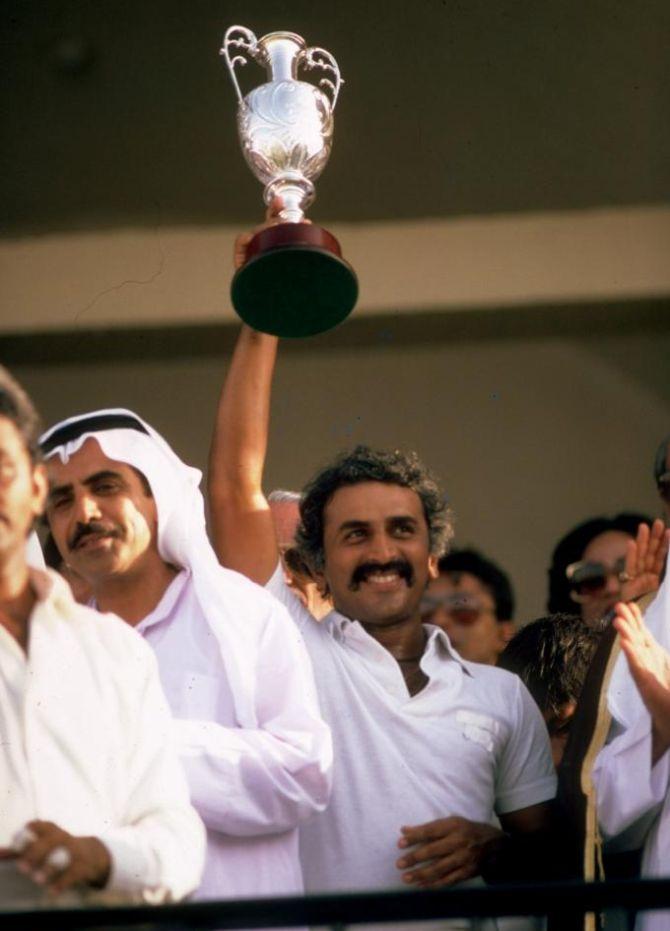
[620,519,669,604]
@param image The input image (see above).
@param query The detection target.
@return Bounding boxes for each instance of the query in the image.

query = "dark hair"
[437,548,515,621]
[295,445,453,573]
[0,366,42,464]
[498,613,600,717]
[282,545,314,582]
[654,435,670,484]
[547,512,651,614]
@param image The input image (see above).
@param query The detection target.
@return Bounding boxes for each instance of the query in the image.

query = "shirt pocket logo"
[456,710,500,753]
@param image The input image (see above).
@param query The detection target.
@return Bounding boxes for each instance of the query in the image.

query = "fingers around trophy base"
[231,225,358,338]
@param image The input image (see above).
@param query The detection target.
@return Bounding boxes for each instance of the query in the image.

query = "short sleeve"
[494,677,557,814]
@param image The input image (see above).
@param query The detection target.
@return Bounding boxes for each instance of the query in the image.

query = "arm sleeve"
[174,600,333,836]
[97,650,206,903]
[593,710,670,842]
[494,676,558,815]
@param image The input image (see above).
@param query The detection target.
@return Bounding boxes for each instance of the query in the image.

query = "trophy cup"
[220,26,358,337]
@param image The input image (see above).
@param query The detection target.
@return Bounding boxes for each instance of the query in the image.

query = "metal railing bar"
[1,878,669,931]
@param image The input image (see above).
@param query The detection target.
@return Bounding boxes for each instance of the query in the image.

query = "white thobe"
[266,566,556,929]
[599,572,670,928]
[0,568,205,907]
[594,712,670,931]
[134,569,332,900]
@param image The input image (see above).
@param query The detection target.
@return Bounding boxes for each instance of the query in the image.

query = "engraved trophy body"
[221,26,357,337]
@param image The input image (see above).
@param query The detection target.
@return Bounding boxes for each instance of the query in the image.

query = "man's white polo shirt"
[267,566,557,895]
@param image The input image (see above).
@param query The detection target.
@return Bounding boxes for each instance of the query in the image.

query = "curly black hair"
[295,445,453,573]
[0,365,42,464]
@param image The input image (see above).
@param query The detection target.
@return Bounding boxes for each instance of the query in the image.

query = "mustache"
[68,521,120,551]
[349,559,415,591]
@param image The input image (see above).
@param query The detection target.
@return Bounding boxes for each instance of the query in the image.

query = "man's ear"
[428,554,439,581]
[32,463,48,518]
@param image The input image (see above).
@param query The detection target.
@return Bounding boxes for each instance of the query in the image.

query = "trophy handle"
[219,25,261,104]
[298,46,343,109]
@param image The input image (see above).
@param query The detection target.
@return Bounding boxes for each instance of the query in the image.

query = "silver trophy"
[220,26,357,337]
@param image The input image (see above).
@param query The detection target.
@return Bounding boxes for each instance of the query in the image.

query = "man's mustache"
[68,521,120,551]
[349,560,414,591]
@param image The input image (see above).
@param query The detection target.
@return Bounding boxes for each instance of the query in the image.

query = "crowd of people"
[1,234,669,931]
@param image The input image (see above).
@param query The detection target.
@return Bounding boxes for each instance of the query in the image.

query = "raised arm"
[208,235,281,585]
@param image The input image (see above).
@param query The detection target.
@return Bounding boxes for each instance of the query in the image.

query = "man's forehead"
[46,436,129,482]
[324,481,425,523]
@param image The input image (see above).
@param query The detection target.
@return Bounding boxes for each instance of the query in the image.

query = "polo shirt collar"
[326,610,473,677]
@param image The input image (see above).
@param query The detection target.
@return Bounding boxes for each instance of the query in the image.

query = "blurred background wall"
[2,0,669,621]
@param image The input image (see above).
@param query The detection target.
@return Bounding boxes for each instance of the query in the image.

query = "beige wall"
[12,321,669,624]
[2,207,669,332]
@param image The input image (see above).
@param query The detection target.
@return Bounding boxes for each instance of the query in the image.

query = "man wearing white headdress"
[40,408,332,901]
[0,368,205,907]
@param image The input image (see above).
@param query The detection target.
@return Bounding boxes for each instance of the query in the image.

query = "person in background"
[498,614,600,768]
[267,489,331,619]
[547,513,665,628]
[420,548,515,665]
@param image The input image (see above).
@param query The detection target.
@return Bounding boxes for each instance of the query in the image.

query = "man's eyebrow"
[48,481,73,500]
[83,469,125,487]
[48,470,125,499]
[336,519,369,532]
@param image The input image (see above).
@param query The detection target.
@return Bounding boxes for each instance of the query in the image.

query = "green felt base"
[231,246,358,338]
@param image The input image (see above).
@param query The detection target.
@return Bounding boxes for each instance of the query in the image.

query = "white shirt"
[594,713,670,931]
[266,565,557,895]
[0,568,205,907]
[134,569,332,900]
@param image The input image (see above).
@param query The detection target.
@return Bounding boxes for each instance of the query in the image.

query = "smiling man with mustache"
[208,311,558,926]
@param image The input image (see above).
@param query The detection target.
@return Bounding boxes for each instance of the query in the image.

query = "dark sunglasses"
[565,556,627,601]
[657,471,670,503]
[419,593,491,624]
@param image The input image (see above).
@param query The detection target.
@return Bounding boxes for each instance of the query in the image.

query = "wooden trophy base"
[230,223,358,338]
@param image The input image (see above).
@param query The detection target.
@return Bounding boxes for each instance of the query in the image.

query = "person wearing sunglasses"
[547,513,666,628]
[420,549,515,665]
